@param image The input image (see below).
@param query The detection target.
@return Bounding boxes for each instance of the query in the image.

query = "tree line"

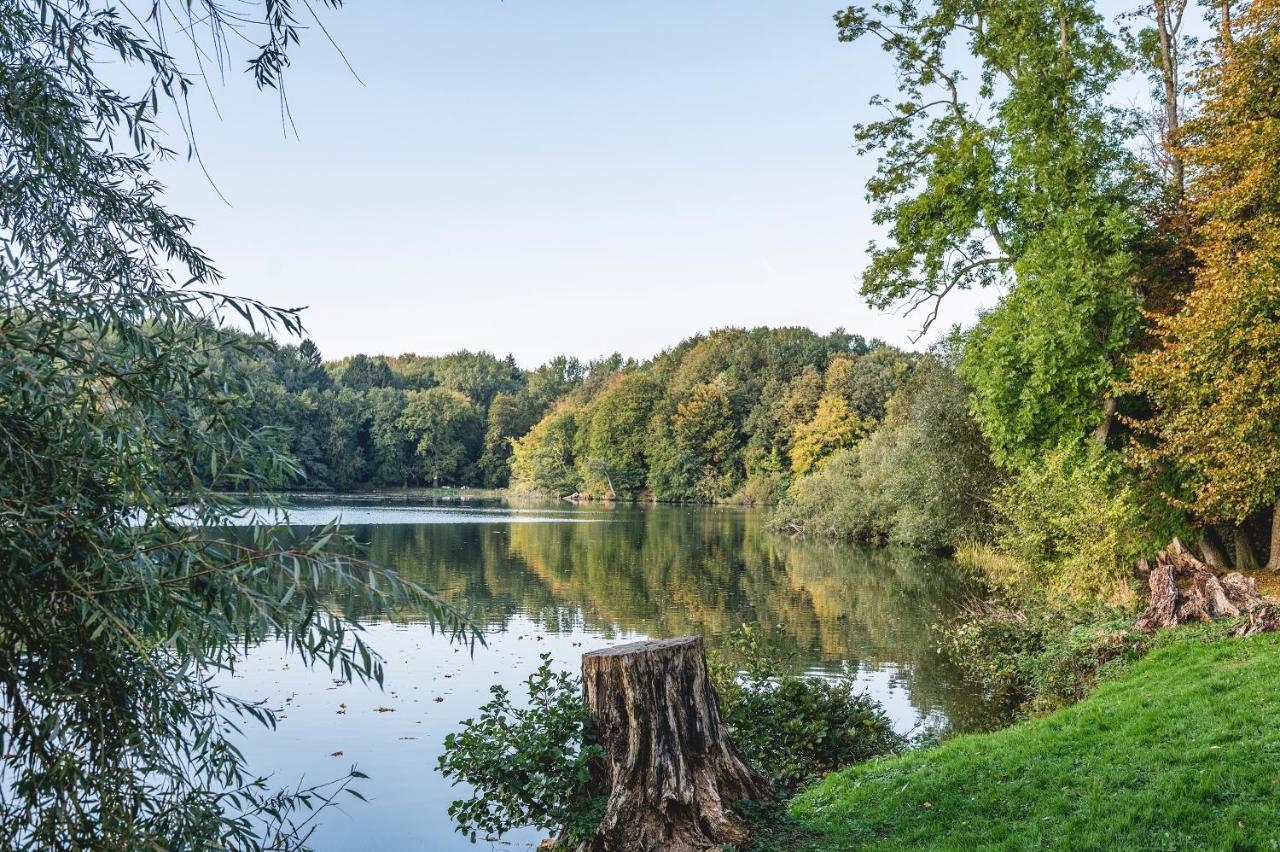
[229,327,920,501]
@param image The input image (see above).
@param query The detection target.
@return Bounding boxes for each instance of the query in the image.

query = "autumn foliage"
[1128,0,1280,531]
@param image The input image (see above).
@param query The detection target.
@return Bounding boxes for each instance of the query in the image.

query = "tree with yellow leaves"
[789,395,866,476]
[1128,0,1280,569]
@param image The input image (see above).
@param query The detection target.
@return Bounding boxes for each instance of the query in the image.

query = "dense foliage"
[768,0,1280,598]
[936,599,1148,712]
[221,328,913,500]
[1127,0,1280,569]
[771,354,997,549]
[508,328,912,502]
[980,446,1159,599]
[437,654,603,846]
[215,341,588,489]
[0,2,469,847]
[709,626,903,794]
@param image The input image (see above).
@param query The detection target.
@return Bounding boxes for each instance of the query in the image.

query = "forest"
[237,329,912,498]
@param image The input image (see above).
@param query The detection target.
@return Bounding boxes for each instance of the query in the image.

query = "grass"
[785,632,1280,850]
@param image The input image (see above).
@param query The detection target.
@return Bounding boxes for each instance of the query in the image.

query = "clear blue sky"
[158,1,999,367]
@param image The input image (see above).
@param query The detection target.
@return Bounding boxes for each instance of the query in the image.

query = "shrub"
[437,654,603,845]
[882,358,999,548]
[710,626,904,793]
[731,472,790,507]
[936,598,1147,712]
[769,446,894,541]
[984,443,1157,600]
[440,630,905,846]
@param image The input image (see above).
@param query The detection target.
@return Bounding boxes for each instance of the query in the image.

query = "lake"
[225,497,1003,851]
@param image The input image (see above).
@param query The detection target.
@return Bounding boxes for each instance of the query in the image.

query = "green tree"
[826,348,912,425]
[336,353,396,391]
[429,350,524,409]
[526,356,587,409]
[789,395,865,476]
[399,388,485,486]
[882,356,999,548]
[322,387,373,489]
[367,387,416,487]
[279,339,332,393]
[0,2,469,847]
[479,392,539,488]
[650,376,741,501]
[838,0,1148,461]
[510,404,582,496]
[575,373,661,497]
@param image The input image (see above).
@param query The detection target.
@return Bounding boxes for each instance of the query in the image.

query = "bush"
[710,626,904,793]
[440,630,905,846]
[882,358,999,548]
[437,654,602,845]
[730,471,790,507]
[936,599,1147,712]
[769,356,998,550]
[769,446,894,541]
[982,443,1157,600]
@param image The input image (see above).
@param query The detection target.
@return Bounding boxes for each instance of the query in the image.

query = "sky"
[156,1,1002,368]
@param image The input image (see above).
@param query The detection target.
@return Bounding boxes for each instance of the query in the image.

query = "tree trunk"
[1153,0,1185,195]
[1234,527,1260,570]
[1136,556,1179,631]
[1198,531,1229,569]
[574,637,771,852]
[1265,499,1280,572]
[1092,395,1117,445]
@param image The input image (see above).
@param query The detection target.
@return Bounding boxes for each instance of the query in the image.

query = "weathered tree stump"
[1136,556,1180,631]
[1135,539,1272,632]
[574,637,771,852]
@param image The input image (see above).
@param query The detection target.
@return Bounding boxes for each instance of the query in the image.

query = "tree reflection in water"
[336,502,1008,733]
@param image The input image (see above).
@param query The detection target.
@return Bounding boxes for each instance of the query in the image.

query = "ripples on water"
[221,498,1004,851]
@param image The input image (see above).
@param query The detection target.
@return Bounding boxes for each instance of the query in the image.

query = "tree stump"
[1135,539,1272,632]
[574,637,771,852]
[1136,555,1179,631]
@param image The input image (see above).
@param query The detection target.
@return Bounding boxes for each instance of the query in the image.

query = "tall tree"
[510,404,582,497]
[1128,0,1280,569]
[574,372,661,497]
[479,391,539,487]
[0,2,468,846]
[399,388,485,486]
[837,0,1148,463]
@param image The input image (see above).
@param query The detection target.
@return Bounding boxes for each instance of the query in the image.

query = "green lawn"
[788,633,1280,850]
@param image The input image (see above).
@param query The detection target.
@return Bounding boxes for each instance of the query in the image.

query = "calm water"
[225,498,1001,851]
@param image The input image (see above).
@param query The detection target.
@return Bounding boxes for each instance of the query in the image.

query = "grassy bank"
[787,631,1280,850]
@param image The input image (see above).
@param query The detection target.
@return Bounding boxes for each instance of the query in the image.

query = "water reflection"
[227,502,1001,850]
